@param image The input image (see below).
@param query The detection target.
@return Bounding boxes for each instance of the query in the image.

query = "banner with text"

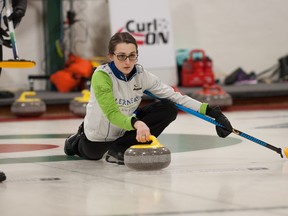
[109,0,177,85]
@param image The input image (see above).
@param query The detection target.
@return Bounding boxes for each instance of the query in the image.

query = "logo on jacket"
[115,96,141,106]
[133,84,142,91]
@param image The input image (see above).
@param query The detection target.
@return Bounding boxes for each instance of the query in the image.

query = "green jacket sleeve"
[199,103,208,115]
[91,70,135,131]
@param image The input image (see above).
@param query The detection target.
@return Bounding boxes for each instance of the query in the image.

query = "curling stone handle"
[17,91,39,102]
[130,135,164,149]
[203,84,224,94]
[82,90,90,100]
[74,89,90,102]
[149,135,164,148]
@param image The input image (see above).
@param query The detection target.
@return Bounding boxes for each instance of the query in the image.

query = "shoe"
[64,134,78,156]
[64,123,84,156]
[224,68,247,85]
[234,72,257,85]
[225,68,257,85]
[105,150,125,165]
[0,171,6,182]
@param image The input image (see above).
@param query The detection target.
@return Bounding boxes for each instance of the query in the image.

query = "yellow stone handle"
[131,135,164,149]
[17,91,40,102]
[74,90,90,102]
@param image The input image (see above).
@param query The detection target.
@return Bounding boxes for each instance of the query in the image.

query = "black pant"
[72,100,178,160]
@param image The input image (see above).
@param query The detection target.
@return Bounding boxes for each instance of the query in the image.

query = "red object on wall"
[181,49,215,87]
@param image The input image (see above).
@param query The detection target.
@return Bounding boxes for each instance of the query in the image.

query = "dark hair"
[108,32,138,54]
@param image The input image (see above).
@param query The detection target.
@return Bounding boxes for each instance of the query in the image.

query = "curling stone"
[124,135,171,171]
[69,89,90,117]
[190,84,232,108]
[11,91,46,117]
[283,147,288,159]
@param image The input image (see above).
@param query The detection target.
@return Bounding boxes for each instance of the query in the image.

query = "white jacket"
[84,62,203,142]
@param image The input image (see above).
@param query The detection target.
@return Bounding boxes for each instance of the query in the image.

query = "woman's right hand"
[134,120,151,142]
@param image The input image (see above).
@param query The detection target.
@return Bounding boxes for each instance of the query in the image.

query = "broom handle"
[176,103,283,158]
[144,90,283,158]
[5,0,19,60]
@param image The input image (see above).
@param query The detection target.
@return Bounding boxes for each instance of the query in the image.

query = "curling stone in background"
[190,84,233,108]
[11,91,46,117]
[69,89,90,117]
[124,135,171,171]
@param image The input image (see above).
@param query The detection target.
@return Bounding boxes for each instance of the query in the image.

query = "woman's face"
[109,42,138,75]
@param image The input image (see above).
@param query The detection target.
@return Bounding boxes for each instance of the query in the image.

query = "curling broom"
[176,103,288,159]
[0,0,35,68]
[144,90,288,159]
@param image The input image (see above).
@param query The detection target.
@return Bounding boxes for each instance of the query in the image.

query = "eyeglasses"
[114,53,138,61]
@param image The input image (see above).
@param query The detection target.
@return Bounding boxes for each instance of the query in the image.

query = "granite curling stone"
[11,91,46,117]
[190,84,232,108]
[69,89,90,117]
[124,135,171,171]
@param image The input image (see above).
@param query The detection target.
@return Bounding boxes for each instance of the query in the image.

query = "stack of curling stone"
[11,91,46,117]
[69,90,90,117]
[124,135,171,171]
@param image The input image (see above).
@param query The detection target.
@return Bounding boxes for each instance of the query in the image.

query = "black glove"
[3,8,25,29]
[206,106,233,138]
[0,28,11,48]
[9,0,27,27]
[8,8,25,28]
